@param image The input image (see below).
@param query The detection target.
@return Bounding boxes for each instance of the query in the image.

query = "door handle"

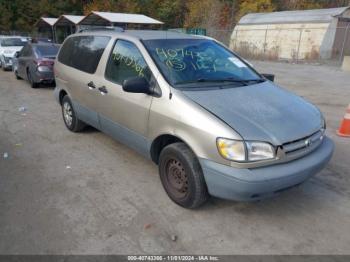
[98,86,108,95]
[87,81,96,90]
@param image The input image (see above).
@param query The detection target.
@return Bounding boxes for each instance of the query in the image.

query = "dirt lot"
[0,61,350,255]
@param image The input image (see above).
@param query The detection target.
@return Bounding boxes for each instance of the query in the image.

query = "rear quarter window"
[58,35,111,74]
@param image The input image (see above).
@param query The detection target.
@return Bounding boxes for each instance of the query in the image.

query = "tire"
[159,142,209,209]
[27,69,38,88]
[15,70,22,80]
[61,95,86,132]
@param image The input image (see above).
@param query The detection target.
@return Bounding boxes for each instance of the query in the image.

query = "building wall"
[230,22,331,60]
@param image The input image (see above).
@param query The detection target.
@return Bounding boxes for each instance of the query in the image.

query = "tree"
[238,0,276,19]
[0,1,13,31]
[157,0,187,28]
[0,0,349,33]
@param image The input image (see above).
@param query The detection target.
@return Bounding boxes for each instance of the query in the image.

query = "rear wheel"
[61,95,86,132]
[14,70,21,80]
[159,142,209,209]
[27,69,38,88]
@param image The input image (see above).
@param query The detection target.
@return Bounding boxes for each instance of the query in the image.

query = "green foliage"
[238,0,276,18]
[0,0,349,32]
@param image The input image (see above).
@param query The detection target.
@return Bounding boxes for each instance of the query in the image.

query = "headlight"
[217,138,245,161]
[246,141,275,161]
[217,138,275,162]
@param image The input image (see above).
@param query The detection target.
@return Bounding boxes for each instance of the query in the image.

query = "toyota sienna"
[54,29,334,208]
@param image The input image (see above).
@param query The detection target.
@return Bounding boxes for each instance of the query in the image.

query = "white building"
[230,7,350,60]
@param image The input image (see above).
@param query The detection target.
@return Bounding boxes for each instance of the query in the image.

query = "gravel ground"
[0,61,349,255]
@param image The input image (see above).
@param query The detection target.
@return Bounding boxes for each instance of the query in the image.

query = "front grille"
[4,57,12,63]
[282,130,324,156]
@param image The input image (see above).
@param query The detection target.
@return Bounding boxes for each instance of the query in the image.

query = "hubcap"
[63,102,73,127]
[165,159,188,198]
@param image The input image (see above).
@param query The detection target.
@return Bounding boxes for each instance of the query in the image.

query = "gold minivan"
[54,29,334,208]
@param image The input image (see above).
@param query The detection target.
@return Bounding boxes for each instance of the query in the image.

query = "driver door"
[96,39,154,156]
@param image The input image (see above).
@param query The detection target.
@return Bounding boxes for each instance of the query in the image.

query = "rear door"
[95,39,154,156]
[17,45,32,78]
[56,35,111,128]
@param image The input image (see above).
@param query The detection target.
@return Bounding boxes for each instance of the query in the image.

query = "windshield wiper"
[245,78,266,83]
[176,78,248,85]
[175,77,266,86]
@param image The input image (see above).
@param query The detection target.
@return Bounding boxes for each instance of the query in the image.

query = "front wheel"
[61,95,86,132]
[159,142,209,209]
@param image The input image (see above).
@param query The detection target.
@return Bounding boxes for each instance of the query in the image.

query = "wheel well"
[150,135,183,164]
[59,90,67,105]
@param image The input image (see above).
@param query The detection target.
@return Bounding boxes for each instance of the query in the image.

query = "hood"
[182,81,322,145]
[1,46,23,57]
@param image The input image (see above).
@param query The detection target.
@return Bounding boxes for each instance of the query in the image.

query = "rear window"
[58,35,111,74]
[35,45,59,57]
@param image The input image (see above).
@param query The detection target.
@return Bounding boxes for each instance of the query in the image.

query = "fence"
[0,31,31,37]
[207,26,350,66]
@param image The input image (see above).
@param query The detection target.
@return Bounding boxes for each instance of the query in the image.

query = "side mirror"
[14,52,20,58]
[262,73,275,82]
[122,76,152,95]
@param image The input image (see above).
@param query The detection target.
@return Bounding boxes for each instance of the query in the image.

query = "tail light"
[35,59,54,66]
[35,59,54,72]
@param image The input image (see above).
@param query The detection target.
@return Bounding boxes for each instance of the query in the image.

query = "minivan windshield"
[143,39,262,87]
[1,38,26,47]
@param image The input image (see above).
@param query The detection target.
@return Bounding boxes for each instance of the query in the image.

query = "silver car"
[0,37,27,70]
[54,30,334,208]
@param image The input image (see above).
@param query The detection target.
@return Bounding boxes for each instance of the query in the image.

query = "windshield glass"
[143,39,261,87]
[35,45,59,57]
[1,38,26,47]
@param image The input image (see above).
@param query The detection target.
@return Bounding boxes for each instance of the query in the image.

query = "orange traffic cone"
[337,104,350,137]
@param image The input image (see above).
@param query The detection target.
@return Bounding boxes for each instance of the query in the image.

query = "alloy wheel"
[63,102,73,127]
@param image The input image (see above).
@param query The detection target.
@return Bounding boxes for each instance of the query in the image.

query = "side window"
[58,35,111,74]
[27,46,33,57]
[20,45,30,56]
[105,40,151,85]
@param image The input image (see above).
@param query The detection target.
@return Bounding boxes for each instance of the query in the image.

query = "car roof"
[77,29,205,41]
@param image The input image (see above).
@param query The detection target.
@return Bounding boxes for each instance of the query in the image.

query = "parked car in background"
[13,43,60,88]
[28,37,54,44]
[0,37,27,70]
[54,30,334,208]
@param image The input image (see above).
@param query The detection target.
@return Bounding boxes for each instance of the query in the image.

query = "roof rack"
[78,26,124,33]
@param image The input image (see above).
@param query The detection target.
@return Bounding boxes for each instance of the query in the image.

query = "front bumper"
[200,137,334,201]
[2,57,13,69]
